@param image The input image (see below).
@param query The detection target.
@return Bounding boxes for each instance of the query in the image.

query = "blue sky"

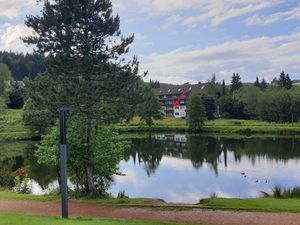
[0,0,300,84]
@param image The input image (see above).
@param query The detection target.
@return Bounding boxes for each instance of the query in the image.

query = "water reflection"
[114,134,300,203]
[1,135,300,203]
[0,141,57,192]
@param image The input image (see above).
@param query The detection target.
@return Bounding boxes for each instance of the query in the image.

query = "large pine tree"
[23,0,141,196]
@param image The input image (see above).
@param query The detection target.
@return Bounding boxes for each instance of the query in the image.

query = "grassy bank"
[200,198,300,212]
[0,192,166,206]
[0,213,192,225]
[0,109,32,140]
[2,109,300,139]
[117,117,300,135]
[0,192,59,202]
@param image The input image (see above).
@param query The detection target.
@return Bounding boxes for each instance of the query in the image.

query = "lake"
[1,134,300,203]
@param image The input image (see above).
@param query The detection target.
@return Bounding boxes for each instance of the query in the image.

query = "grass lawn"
[0,213,192,225]
[0,192,167,206]
[200,198,300,212]
[0,109,31,140]
[0,192,59,202]
[2,109,300,139]
[118,116,300,135]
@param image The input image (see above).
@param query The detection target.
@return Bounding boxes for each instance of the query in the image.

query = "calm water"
[1,135,300,203]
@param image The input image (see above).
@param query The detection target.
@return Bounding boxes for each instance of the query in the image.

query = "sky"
[0,0,300,84]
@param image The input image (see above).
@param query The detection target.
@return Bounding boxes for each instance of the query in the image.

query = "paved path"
[1,199,300,225]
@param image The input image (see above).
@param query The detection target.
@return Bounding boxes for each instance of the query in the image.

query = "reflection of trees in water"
[126,135,300,176]
[0,141,57,190]
[187,136,223,175]
[23,146,57,189]
[225,138,300,165]
[0,142,27,188]
[125,135,164,176]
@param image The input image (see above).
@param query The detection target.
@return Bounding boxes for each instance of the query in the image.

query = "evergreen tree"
[230,73,243,93]
[279,71,287,88]
[277,71,293,89]
[254,77,260,88]
[187,94,206,131]
[260,78,268,91]
[0,51,45,80]
[136,84,161,127]
[285,74,293,90]
[222,80,226,96]
[23,0,140,196]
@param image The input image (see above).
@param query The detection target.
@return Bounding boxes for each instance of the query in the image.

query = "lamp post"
[59,108,70,219]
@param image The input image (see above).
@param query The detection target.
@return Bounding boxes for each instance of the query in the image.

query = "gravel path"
[1,199,300,225]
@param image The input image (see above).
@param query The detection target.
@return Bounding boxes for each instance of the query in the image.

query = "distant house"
[153,83,207,118]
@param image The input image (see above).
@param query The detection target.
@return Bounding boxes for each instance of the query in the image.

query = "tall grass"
[270,186,300,199]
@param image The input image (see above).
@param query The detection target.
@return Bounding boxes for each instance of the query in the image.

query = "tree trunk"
[85,114,97,197]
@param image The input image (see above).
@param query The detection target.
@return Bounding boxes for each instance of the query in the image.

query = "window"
[175,113,179,115]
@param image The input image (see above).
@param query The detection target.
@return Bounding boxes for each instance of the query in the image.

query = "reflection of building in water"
[154,135,188,159]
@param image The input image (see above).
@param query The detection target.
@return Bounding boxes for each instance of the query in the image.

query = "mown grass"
[0,192,59,202]
[200,198,300,212]
[2,109,300,139]
[0,213,193,225]
[0,109,31,140]
[118,117,300,135]
[0,192,165,206]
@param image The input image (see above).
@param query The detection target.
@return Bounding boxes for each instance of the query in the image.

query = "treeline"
[0,51,45,80]
[201,71,300,123]
[150,79,160,88]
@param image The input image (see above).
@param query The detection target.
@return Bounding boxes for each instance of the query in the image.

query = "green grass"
[0,192,59,202]
[0,109,31,140]
[0,213,193,225]
[0,141,36,161]
[0,192,166,206]
[200,198,300,212]
[2,109,300,139]
[117,117,300,135]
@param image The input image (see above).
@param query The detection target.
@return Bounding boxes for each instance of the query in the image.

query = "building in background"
[153,83,207,118]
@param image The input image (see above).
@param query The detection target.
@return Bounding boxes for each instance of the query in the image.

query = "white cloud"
[113,169,150,188]
[132,0,280,28]
[0,0,38,18]
[134,33,146,41]
[141,31,300,83]
[0,24,34,52]
[163,15,183,29]
[244,5,300,25]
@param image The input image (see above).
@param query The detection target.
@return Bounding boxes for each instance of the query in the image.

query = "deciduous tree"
[187,94,206,131]
[136,84,161,127]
